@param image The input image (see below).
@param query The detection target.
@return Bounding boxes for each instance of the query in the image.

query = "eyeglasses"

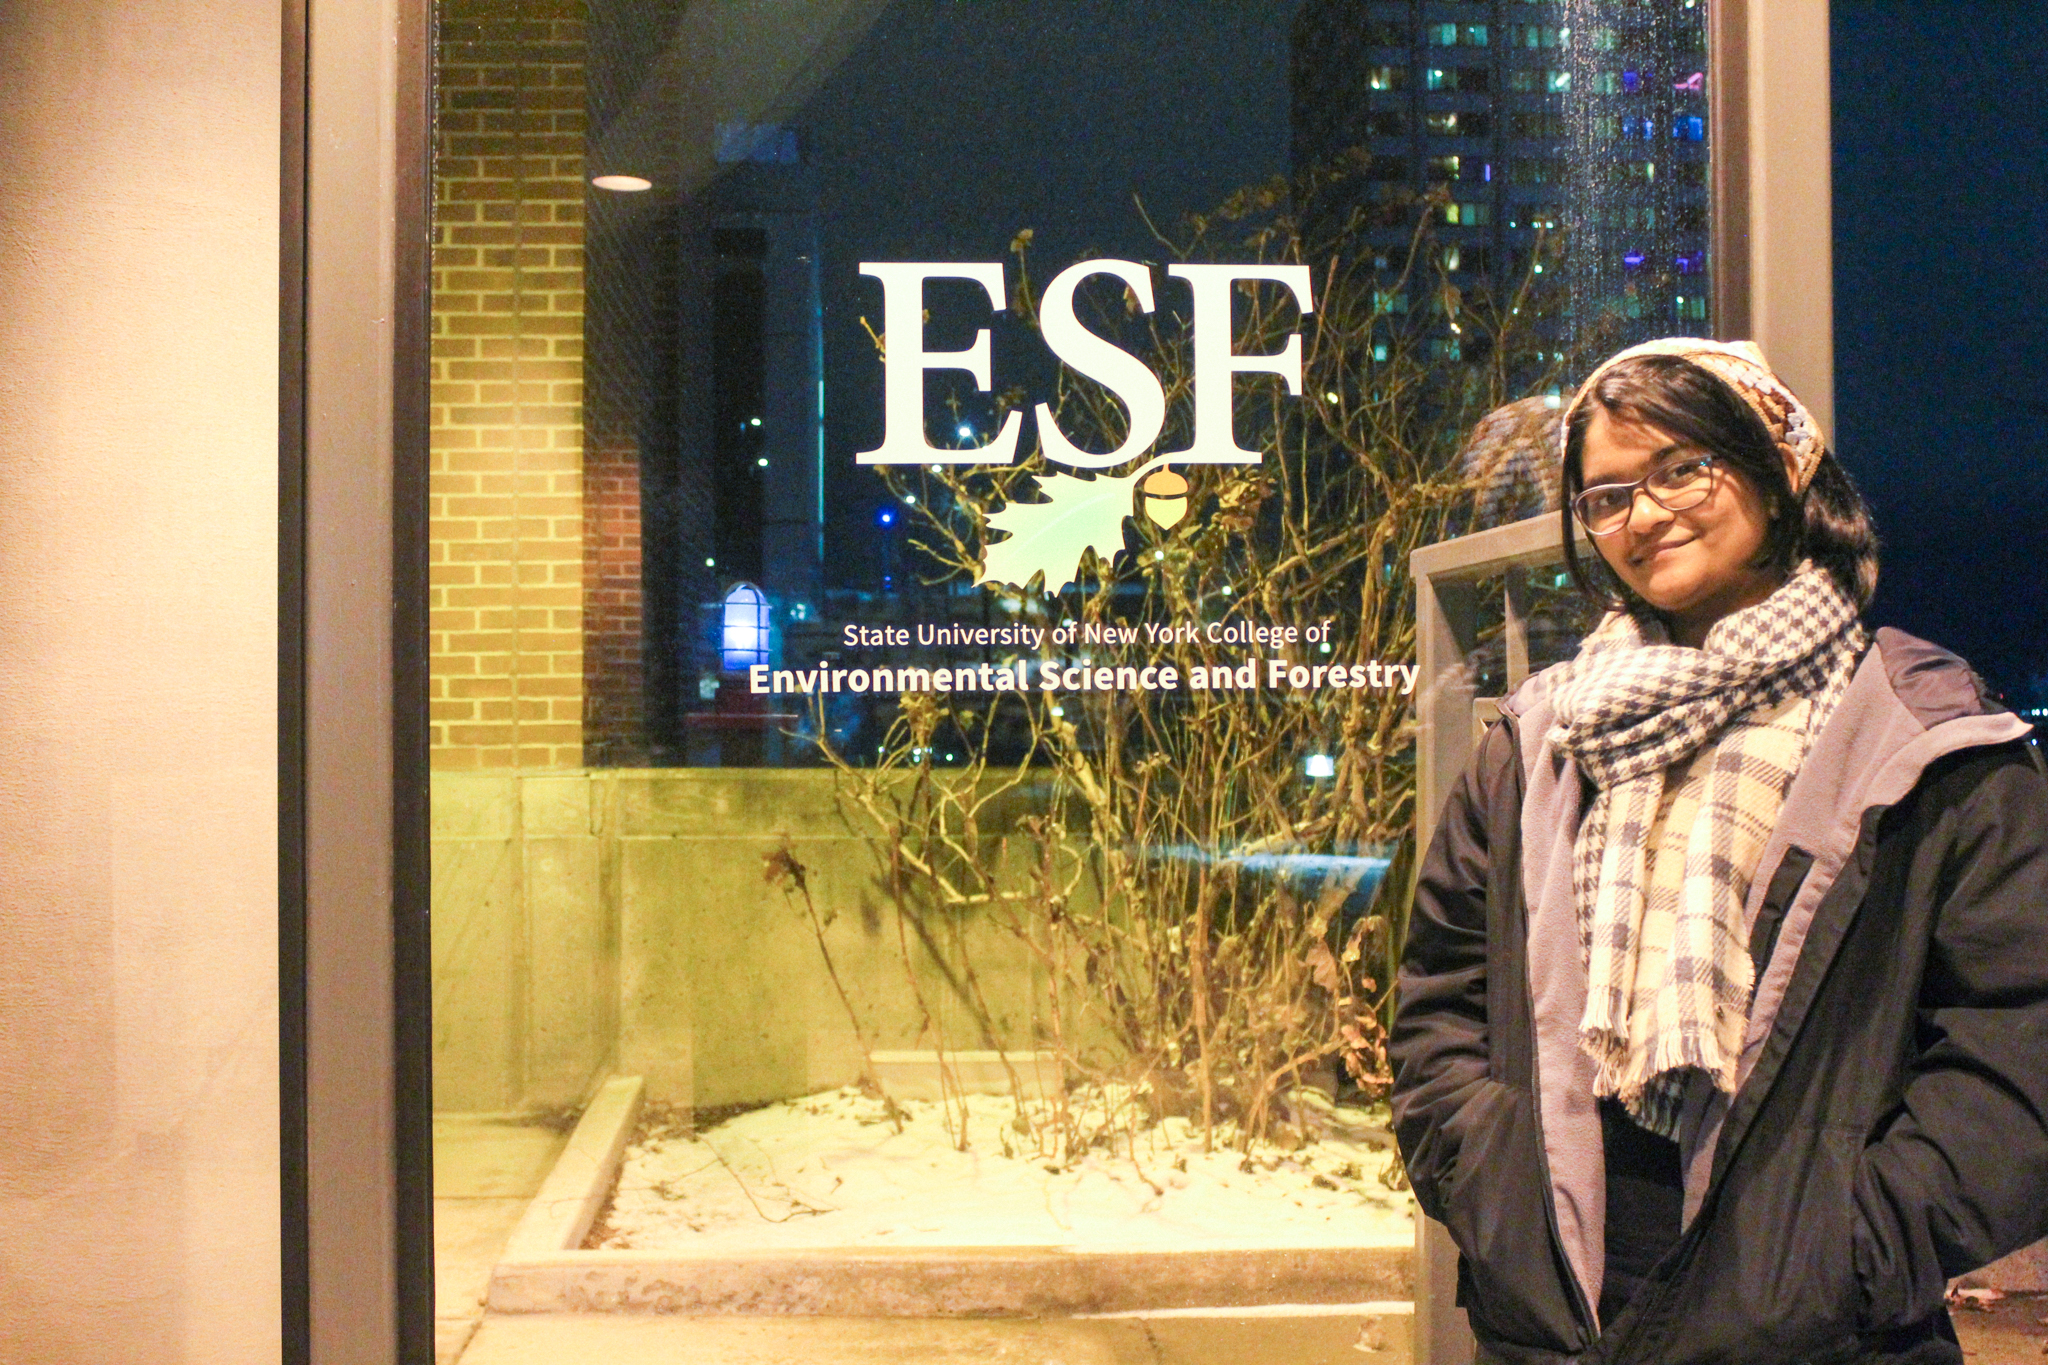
[1572,452,1718,536]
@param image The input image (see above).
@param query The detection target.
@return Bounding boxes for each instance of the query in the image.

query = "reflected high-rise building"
[582,3,838,762]
[1289,1,1712,372]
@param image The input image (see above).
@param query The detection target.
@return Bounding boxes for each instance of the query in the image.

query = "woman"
[1391,338,2048,1365]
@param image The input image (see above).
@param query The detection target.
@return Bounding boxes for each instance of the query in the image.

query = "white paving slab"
[456,1305,1412,1365]
[434,1114,573,1363]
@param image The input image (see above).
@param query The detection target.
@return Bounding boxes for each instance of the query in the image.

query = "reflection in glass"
[427,0,1711,1336]
[719,582,770,671]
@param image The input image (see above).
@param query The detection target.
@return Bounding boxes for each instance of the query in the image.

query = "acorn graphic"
[1139,469,1189,528]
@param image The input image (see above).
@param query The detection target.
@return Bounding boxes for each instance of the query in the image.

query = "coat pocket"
[1440,1078,1588,1353]
[1849,1130,1954,1335]
[1669,1123,1866,1360]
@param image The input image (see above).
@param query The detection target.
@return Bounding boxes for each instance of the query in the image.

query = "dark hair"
[1559,354,1880,612]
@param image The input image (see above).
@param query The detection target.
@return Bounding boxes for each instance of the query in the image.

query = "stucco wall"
[0,1,280,1361]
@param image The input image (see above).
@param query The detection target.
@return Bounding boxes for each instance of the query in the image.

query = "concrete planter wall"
[431,768,1054,1114]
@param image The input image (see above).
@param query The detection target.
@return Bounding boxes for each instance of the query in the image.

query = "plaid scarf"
[1548,564,1866,1137]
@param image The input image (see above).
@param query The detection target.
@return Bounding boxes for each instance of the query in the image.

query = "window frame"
[275,0,1837,1359]
[281,0,435,1359]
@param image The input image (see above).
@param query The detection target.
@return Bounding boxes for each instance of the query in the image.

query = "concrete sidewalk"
[435,1115,571,1364]
[454,1304,1412,1365]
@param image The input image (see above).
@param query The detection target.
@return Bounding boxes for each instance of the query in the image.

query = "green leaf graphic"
[977,468,1146,592]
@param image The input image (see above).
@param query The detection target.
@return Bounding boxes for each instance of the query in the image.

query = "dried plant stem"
[804,165,1577,1156]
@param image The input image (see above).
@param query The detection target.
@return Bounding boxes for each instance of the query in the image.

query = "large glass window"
[427,0,1713,1355]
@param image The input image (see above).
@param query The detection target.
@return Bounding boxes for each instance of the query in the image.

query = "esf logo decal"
[856,259,1315,469]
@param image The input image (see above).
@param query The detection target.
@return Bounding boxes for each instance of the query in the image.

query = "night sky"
[792,0,1305,583]
[1832,2,2048,708]
[765,0,2048,706]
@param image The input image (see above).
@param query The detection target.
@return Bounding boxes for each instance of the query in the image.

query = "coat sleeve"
[1390,719,1516,1223]
[1854,740,2048,1328]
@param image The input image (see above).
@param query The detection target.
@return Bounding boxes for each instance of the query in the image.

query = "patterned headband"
[1560,338,1828,493]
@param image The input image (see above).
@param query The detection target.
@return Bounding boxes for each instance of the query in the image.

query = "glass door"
[423,2,1712,1359]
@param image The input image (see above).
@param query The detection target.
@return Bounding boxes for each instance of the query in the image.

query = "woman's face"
[1578,405,1785,647]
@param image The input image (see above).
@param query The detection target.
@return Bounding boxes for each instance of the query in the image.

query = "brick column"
[580,429,645,763]
[430,0,586,770]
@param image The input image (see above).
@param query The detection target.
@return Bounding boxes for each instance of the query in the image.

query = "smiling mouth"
[1631,537,1694,566]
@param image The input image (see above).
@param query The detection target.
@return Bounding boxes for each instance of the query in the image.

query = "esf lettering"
[841,623,911,648]
[1038,663,1182,692]
[856,259,1315,468]
[1265,658,1418,695]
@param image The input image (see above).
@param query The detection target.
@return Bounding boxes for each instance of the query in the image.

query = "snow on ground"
[591,1086,1415,1252]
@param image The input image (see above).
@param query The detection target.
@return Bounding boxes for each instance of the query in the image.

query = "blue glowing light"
[719,583,771,672]
[878,509,895,526]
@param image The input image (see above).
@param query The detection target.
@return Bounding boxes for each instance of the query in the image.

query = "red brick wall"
[580,430,644,763]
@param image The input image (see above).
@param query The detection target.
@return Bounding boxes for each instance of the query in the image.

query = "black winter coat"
[1391,630,2048,1365]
